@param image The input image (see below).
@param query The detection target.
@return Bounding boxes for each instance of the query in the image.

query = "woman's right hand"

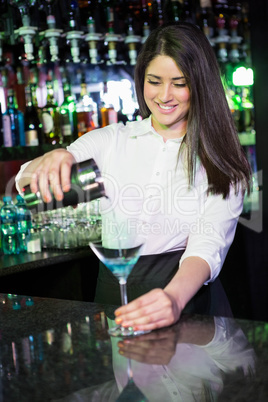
[18,149,76,203]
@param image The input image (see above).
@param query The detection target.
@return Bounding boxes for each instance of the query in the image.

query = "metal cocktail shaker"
[22,158,106,213]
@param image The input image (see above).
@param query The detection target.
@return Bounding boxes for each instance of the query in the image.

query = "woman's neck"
[151,117,187,141]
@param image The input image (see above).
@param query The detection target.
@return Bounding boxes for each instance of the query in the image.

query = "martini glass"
[89,239,149,337]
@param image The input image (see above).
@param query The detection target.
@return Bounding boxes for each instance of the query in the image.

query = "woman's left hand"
[115,257,210,332]
[114,288,182,332]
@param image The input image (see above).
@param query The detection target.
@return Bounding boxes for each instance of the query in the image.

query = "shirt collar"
[128,115,185,143]
[127,116,153,138]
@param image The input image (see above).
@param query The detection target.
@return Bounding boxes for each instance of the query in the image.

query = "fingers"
[30,172,39,195]
[115,289,180,332]
[117,336,176,364]
[115,288,163,317]
[118,341,166,364]
[60,159,74,193]
[29,150,75,202]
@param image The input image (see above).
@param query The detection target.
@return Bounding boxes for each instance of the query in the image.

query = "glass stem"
[127,358,133,380]
[119,278,128,305]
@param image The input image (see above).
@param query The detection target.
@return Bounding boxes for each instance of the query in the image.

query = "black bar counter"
[0,249,99,302]
[0,292,267,402]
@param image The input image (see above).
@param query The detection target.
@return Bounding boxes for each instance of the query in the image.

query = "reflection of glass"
[89,240,147,337]
[116,359,148,402]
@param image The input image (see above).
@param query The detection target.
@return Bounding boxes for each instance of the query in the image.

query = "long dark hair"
[134,22,251,198]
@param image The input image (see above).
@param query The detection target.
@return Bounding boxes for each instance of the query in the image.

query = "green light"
[68,104,75,112]
[232,67,254,86]
[242,100,254,109]
[233,94,242,104]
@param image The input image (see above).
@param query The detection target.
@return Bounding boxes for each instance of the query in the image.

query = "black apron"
[94,250,233,319]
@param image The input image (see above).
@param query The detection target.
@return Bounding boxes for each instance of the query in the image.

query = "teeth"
[159,104,174,110]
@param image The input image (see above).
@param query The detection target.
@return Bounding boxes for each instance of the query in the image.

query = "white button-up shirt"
[66,116,243,283]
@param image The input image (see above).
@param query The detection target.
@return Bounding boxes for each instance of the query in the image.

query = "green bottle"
[0,196,19,255]
[60,81,78,145]
[41,72,61,145]
[15,194,32,253]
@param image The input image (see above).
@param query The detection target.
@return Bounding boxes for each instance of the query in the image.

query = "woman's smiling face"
[144,55,190,138]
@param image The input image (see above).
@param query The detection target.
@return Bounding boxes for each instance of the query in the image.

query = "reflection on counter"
[0,293,267,401]
[55,315,256,401]
[0,294,113,401]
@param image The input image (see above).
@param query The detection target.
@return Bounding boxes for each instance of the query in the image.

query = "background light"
[232,67,254,86]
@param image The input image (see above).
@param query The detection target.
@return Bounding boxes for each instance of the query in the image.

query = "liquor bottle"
[212,0,229,36]
[198,2,214,41]
[65,0,84,64]
[100,82,117,127]
[229,4,243,64]
[0,196,19,255]
[0,102,3,147]
[105,0,115,34]
[140,0,150,42]
[117,98,128,125]
[85,15,103,64]
[41,72,61,145]
[68,0,79,30]
[24,85,43,146]
[124,9,141,66]
[76,80,98,137]
[173,0,183,22]
[2,89,22,147]
[15,194,32,253]
[182,0,195,24]
[18,108,25,146]
[60,81,78,145]
[100,102,117,127]
[151,0,164,27]
[164,0,183,23]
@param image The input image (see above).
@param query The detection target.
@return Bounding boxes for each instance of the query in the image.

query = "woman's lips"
[157,103,177,112]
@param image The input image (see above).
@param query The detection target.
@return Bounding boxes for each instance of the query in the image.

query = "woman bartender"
[16,22,251,333]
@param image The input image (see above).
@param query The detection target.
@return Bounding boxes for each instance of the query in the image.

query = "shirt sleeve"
[14,123,122,195]
[179,185,244,283]
[67,123,124,167]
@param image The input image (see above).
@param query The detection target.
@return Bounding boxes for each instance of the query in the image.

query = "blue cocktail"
[89,240,147,337]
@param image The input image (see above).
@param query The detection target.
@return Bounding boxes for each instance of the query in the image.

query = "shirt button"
[156,172,160,176]
[162,147,166,152]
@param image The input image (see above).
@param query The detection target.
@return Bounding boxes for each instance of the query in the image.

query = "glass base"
[108,324,151,337]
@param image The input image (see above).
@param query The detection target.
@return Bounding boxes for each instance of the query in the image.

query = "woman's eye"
[147,80,160,85]
[173,83,187,88]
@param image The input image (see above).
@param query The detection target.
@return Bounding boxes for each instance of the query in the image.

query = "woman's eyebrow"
[146,73,185,80]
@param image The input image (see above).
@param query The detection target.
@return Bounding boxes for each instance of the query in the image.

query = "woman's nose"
[158,85,173,103]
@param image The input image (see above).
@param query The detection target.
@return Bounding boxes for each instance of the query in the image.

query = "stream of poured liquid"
[104,195,123,257]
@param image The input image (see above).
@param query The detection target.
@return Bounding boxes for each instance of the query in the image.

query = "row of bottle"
[0,194,102,255]
[2,0,248,37]
[0,73,122,148]
[0,0,250,66]
[0,65,254,151]
[0,194,37,255]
